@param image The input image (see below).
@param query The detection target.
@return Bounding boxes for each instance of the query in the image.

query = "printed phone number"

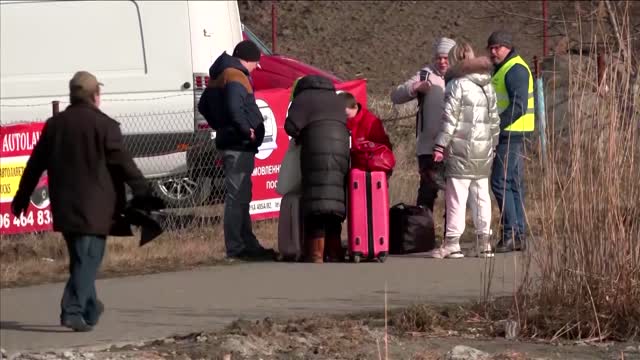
[0,210,52,229]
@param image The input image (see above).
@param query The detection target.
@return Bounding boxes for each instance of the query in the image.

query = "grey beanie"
[487,31,513,48]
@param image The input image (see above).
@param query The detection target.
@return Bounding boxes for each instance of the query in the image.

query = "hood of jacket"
[292,75,336,98]
[465,72,492,86]
[435,58,501,179]
[209,52,249,78]
[445,56,493,86]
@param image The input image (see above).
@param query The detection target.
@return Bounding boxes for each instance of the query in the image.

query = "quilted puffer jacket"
[284,75,350,219]
[435,60,500,179]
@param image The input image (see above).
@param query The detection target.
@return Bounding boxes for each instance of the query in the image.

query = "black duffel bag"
[389,203,436,254]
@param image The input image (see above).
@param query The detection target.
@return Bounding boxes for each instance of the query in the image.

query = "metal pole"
[542,0,548,57]
[271,1,277,54]
[52,101,60,116]
[533,56,547,163]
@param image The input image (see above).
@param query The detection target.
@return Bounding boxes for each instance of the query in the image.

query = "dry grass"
[460,3,640,343]
[393,304,466,334]
[0,220,277,288]
[512,4,640,342]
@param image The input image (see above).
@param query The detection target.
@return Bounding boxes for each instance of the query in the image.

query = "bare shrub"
[512,2,640,341]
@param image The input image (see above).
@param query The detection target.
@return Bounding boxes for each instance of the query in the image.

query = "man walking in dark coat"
[285,75,350,263]
[198,40,275,261]
[11,71,155,332]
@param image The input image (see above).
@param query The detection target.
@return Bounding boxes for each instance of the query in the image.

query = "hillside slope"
[239,1,639,98]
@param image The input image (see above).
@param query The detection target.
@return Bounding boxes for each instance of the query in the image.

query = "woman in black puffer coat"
[284,75,350,263]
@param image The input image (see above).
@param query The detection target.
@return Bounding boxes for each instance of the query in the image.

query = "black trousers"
[417,155,441,211]
[417,155,447,239]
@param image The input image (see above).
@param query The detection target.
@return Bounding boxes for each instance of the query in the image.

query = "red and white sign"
[249,79,368,220]
[0,123,53,234]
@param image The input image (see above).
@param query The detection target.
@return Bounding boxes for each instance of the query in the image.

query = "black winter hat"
[487,31,514,49]
[232,40,261,62]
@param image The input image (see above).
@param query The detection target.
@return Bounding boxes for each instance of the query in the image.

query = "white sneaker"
[425,240,464,259]
[477,244,495,258]
[476,234,495,258]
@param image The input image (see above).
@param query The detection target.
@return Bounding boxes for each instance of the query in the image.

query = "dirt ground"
[11,309,640,360]
[239,1,640,98]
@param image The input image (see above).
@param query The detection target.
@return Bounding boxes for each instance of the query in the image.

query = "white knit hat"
[433,37,456,56]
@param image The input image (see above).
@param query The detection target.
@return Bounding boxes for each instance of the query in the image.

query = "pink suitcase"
[347,169,389,263]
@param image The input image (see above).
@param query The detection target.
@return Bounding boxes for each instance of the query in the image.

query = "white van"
[0,0,243,207]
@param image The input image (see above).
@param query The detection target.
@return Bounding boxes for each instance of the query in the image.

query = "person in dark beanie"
[486,30,535,253]
[11,71,158,332]
[198,40,275,261]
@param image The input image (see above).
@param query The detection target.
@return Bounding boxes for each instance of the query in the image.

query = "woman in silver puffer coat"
[427,42,500,259]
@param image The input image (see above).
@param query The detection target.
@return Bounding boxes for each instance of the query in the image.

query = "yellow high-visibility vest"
[492,55,535,132]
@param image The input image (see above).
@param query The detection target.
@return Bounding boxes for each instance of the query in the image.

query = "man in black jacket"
[11,71,155,332]
[198,40,274,261]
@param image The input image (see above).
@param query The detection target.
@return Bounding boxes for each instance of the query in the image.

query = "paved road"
[1,254,527,355]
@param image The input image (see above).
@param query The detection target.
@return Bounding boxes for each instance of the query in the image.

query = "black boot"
[495,238,517,253]
[495,236,526,253]
[516,234,526,251]
[61,316,93,332]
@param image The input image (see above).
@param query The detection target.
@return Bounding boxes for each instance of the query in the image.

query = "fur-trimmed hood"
[435,56,501,179]
[445,56,494,86]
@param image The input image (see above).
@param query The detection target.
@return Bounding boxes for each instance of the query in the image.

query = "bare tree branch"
[604,0,628,59]
[484,1,600,24]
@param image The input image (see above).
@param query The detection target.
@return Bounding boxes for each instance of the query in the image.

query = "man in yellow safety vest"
[487,31,534,253]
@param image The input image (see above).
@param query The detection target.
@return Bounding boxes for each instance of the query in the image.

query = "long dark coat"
[284,75,350,219]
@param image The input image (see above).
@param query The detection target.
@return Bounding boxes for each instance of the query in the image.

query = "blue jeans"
[491,142,526,242]
[60,234,106,324]
[222,150,262,257]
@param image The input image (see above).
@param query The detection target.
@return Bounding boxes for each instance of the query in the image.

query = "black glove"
[11,194,29,217]
[129,194,166,212]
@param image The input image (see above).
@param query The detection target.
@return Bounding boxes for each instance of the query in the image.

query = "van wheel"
[153,175,213,208]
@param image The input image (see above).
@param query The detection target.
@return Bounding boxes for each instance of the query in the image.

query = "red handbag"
[351,140,396,173]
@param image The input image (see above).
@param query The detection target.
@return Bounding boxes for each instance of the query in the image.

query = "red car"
[242,24,343,90]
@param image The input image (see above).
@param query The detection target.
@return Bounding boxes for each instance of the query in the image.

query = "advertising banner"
[0,122,53,234]
[249,79,367,220]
